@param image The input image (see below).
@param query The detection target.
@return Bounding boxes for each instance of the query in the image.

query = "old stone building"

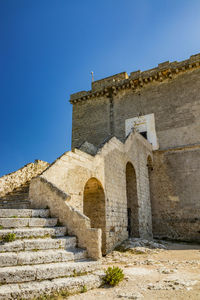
[70,52,200,248]
[0,53,200,298]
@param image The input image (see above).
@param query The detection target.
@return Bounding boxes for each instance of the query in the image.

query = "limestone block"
[17,250,64,265]
[0,265,36,283]
[0,226,66,239]
[0,218,29,228]
[0,253,18,267]
[0,240,24,252]
[0,283,21,300]
[0,209,32,218]
[28,218,57,227]
[31,209,50,218]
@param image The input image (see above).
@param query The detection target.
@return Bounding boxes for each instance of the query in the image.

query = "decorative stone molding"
[70,53,200,103]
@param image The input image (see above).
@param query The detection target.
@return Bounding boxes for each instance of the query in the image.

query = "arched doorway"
[126,162,139,237]
[83,178,106,255]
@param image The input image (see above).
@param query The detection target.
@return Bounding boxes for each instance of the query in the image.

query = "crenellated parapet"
[70,53,200,103]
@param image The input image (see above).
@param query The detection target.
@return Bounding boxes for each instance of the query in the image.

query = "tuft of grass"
[0,226,4,230]
[103,266,124,286]
[2,233,16,243]
[70,270,88,278]
[81,285,87,293]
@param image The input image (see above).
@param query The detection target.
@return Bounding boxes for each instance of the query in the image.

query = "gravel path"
[69,239,200,300]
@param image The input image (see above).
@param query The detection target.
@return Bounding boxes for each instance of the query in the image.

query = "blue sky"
[0,0,200,176]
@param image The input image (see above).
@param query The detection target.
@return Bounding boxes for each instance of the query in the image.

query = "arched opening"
[83,178,106,255]
[126,162,139,237]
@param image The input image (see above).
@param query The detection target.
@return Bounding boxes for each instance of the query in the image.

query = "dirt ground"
[69,240,200,300]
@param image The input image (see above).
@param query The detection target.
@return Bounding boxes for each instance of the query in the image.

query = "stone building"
[69,52,200,252]
[0,52,200,299]
[1,53,200,261]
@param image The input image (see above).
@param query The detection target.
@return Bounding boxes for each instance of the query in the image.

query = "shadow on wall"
[83,177,106,255]
[126,162,139,238]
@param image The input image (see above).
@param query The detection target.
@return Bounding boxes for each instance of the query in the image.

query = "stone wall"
[70,53,200,150]
[72,96,110,149]
[113,68,200,150]
[29,176,102,259]
[103,133,153,252]
[70,53,200,245]
[0,160,49,197]
[29,131,153,255]
[150,145,200,242]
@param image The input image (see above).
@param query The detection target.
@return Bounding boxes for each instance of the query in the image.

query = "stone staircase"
[0,182,31,209]
[0,208,101,299]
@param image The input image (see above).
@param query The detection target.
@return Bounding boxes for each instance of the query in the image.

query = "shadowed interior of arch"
[126,162,139,237]
[83,177,106,255]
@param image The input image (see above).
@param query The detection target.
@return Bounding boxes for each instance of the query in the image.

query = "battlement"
[70,53,200,103]
[91,72,128,91]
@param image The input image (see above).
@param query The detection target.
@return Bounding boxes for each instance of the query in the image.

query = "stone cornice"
[70,53,200,104]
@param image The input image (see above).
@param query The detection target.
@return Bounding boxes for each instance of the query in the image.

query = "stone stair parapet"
[29,176,102,260]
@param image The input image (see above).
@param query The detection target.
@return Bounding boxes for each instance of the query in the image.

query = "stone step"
[0,259,99,284]
[0,236,77,252]
[0,248,87,267]
[0,226,66,239]
[0,273,102,299]
[0,209,49,218]
[0,202,31,209]
[0,217,57,228]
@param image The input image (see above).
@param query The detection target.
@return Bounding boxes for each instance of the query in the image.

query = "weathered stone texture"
[29,176,102,259]
[71,55,200,151]
[72,96,110,148]
[30,132,153,255]
[72,68,200,150]
[70,54,200,245]
[0,160,49,198]
[150,146,200,242]
[113,69,200,150]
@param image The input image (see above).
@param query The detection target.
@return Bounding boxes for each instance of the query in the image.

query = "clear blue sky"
[0,0,200,176]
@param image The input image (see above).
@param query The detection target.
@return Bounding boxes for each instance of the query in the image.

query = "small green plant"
[2,233,16,242]
[0,226,3,230]
[103,266,124,286]
[81,285,87,293]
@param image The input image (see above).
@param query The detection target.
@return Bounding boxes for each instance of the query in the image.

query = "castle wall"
[35,132,152,254]
[71,68,200,151]
[113,68,200,150]
[150,146,200,242]
[70,56,200,243]
[102,134,153,252]
[72,96,110,149]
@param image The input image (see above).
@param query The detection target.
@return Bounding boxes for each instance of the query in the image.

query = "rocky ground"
[68,238,200,300]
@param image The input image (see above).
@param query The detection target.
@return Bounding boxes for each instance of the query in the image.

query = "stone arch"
[83,177,106,255]
[126,162,139,237]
